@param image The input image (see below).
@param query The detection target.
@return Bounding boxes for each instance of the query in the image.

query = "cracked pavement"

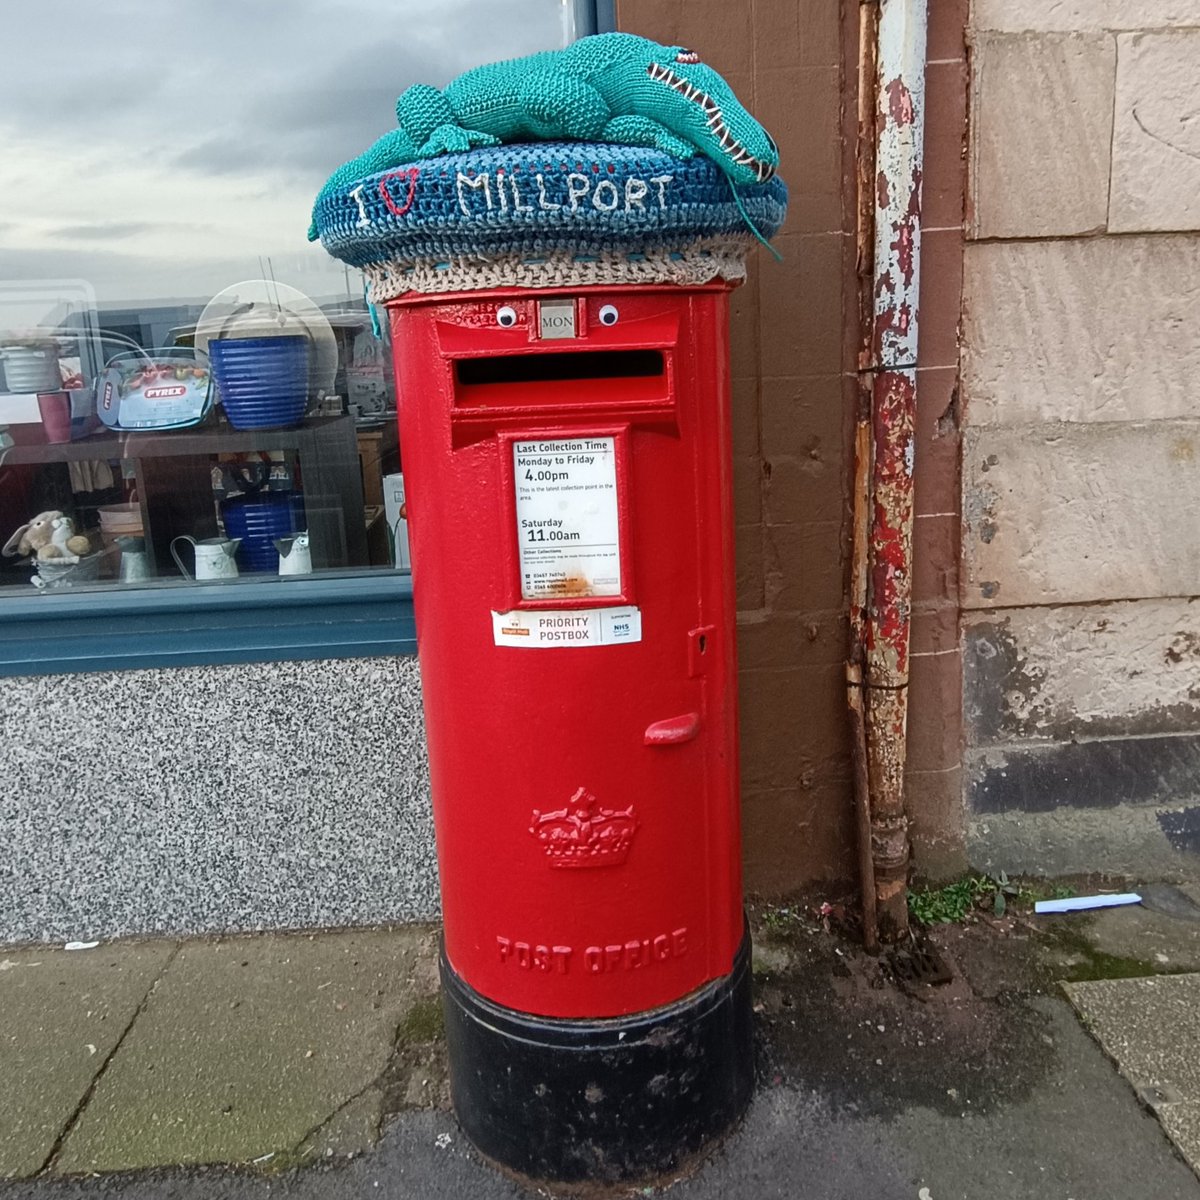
[3,902,1200,1198]
[0,928,442,1180]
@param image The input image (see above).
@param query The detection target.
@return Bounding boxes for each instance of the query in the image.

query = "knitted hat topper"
[310,33,788,296]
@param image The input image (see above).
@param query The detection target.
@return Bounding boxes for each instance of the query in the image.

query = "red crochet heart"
[379,167,419,217]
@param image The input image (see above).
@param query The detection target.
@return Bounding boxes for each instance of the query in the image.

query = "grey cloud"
[173,137,280,176]
[0,245,322,312]
[53,222,156,241]
[2,0,565,180]
[0,245,141,281]
[1,0,569,299]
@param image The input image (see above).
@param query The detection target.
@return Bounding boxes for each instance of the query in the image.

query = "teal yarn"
[310,142,788,289]
[730,186,784,262]
[310,33,784,243]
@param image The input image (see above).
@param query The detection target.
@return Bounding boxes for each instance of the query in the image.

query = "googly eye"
[598,305,619,327]
[496,306,518,328]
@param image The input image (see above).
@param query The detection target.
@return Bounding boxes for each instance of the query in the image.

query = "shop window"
[0,1,571,601]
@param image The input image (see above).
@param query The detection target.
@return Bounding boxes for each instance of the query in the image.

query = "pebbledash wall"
[961,1,1200,878]
[0,659,438,942]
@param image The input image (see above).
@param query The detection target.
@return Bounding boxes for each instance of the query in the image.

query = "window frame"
[0,573,415,677]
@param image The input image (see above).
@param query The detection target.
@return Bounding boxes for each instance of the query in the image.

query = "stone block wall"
[962,1,1200,877]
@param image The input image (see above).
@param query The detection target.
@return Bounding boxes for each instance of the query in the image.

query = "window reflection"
[0,0,566,593]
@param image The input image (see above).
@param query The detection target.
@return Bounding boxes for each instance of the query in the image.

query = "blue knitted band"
[311,142,788,297]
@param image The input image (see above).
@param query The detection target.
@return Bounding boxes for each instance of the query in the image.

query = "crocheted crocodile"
[309,32,779,239]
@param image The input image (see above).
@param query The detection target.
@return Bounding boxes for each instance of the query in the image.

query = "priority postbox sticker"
[491,607,642,648]
[513,437,621,600]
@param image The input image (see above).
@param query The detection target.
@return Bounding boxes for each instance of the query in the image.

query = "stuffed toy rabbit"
[45,515,89,562]
[3,510,89,560]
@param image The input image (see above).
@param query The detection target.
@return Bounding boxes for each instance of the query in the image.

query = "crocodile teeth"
[645,62,775,181]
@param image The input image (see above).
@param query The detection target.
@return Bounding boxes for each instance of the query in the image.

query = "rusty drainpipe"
[849,0,927,944]
[848,0,881,954]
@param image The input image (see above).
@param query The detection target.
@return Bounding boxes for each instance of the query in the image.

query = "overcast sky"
[0,0,570,323]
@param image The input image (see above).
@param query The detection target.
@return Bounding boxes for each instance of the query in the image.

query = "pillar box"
[313,139,787,1183]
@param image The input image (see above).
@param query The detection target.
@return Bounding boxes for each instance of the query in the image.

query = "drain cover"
[886,940,954,990]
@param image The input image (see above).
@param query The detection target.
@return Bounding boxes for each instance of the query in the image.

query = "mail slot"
[387,282,752,1181]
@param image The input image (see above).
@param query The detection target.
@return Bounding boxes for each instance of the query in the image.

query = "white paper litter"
[1034,893,1141,914]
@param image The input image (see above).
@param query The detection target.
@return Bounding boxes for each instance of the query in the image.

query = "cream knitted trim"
[362,238,753,301]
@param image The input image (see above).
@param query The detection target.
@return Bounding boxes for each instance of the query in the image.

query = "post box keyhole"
[688,624,716,677]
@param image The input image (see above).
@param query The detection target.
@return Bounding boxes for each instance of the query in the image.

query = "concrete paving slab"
[4,930,1200,1200]
[53,928,438,1175]
[1082,888,1200,974]
[1066,973,1200,1173]
[0,941,176,1180]
[1164,1104,1200,1176]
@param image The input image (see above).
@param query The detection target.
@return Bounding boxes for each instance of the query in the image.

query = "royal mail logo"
[530,787,637,869]
[144,385,187,399]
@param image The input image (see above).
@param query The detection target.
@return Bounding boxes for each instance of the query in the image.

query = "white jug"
[170,535,241,581]
[274,531,312,576]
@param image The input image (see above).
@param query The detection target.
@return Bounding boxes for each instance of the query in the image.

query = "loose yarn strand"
[730,182,783,262]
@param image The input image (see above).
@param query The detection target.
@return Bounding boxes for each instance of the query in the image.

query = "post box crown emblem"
[529,787,638,869]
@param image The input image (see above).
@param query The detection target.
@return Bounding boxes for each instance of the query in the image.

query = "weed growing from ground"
[908,872,1069,925]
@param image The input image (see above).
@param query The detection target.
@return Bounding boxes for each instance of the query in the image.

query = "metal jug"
[115,536,152,583]
[170,535,241,581]
[274,531,312,576]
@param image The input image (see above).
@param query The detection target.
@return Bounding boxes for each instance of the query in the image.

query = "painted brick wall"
[962,1,1200,876]
[616,0,859,891]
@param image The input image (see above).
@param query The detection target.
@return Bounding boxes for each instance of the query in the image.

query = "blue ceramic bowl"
[210,336,309,430]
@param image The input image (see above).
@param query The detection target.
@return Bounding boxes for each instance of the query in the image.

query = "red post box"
[388,282,752,1181]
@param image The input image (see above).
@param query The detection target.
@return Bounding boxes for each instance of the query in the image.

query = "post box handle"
[644,712,702,746]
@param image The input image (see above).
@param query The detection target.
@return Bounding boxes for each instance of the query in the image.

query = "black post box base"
[439,924,754,1184]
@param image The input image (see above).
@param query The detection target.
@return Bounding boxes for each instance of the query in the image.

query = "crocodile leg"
[395,84,457,144]
[390,82,499,157]
[599,115,696,159]
[416,123,502,156]
[514,70,611,139]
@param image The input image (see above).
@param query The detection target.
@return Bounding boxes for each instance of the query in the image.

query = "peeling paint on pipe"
[849,1,882,955]
[864,0,927,943]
